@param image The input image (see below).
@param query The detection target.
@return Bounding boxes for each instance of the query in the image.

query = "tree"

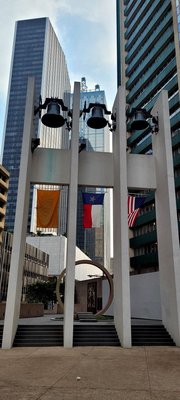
[26,279,57,309]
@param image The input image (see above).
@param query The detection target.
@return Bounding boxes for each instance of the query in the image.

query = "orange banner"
[37,189,60,228]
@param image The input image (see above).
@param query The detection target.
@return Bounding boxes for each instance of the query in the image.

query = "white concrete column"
[112,85,131,347]
[63,82,80,347]
[2,77,35,349]
[152,90,180,345]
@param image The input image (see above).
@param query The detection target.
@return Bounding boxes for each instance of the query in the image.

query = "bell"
[87,106,107,129]
[130,109,149,131]
[41,101,65,128]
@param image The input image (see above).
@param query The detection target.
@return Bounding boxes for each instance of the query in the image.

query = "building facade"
[0,231,48,302]
[76,78,111,267]
[58,77,111,269]
[119,0,180,272]
[2,17,71,233]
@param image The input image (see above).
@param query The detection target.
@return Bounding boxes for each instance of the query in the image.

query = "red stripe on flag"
[128,195,135,214]
[127,195,146,227]
[128,209,140,227]
[83,204,92,228]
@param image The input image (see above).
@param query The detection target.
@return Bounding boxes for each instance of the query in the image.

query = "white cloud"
[0,0,116,95]
[0,0,117,150]
[53,0,115,24]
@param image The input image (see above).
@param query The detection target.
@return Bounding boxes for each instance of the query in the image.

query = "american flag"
[128,195,146,228]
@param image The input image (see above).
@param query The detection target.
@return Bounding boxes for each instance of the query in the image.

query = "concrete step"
[131,325,175,346]
[77,312,97,322]
[1,323,176,348]
[73,324,120,346]
[13,325,63,347]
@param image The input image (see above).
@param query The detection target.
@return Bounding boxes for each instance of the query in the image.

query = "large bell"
[87,105,107,129]
[41,101,65,128]
[130,109,149,131]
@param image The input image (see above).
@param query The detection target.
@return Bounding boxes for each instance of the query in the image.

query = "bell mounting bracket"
[34,96,68,118]
[82,102,111,115]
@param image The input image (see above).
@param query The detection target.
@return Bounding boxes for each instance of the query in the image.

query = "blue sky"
[0,0,117,158]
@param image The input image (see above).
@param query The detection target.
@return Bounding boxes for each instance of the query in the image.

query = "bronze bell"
[130,109,149,131]
[41,101,65,128]
[87,105,107,129]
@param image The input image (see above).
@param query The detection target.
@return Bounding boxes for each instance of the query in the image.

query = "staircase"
[1,322,176,348]
[131,324,175,346]
[77,312,97,322]
[73,324,120,346]
[13,325,63,347]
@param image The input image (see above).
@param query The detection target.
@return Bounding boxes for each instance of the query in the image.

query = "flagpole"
[84,228,87,255]
[57,186,61,235]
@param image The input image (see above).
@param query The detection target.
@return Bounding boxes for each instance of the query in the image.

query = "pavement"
[0,316,180,399]
[0,345,180,399]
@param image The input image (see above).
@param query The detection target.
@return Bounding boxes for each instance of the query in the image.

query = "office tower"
[58,77,111,268]
[119,0,180,272]
[2,18,70,233]
[76,78,111,267]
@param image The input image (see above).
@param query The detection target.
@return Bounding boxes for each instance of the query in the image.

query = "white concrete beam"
[31,148,70,185]
[31,148,156,190]
[152,90,180,346]
[112,86,131,348]
[127,154,156,190]
[78,151,113,187]
[63,82,80,347]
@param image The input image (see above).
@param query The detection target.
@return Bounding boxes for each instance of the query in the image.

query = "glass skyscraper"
[2,17,70,233]
[118,0,180,272]
[76,78,111,266]
[58,77,111,267]
[176,0,180,40]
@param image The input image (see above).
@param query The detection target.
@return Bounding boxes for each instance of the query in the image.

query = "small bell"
[41,101,65,128]
[130,109,149,131]
[87,105,107,129]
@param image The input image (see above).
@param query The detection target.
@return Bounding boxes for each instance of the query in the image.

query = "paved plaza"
[0,345,180,400]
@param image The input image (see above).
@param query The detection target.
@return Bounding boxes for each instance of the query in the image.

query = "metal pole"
[152,90,180,345]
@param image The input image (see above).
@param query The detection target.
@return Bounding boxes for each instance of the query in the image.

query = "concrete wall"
[26,235,102,280]
[130,271,162,320]
[27,236,67,276]
[0,303,44,320]
[103,271,162,320]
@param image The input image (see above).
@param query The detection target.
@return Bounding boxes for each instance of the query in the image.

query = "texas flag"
[82,193,105,228]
